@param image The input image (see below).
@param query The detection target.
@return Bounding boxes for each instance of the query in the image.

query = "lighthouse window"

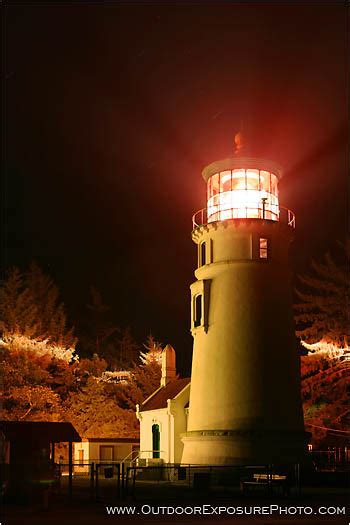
[259,238,268,259]
[200,242,206,266]
[207,169,280,223]
[194,294,202,327]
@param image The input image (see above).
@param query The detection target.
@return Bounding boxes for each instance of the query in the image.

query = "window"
[190,279,211,333]
[207,169,280,223]
[200,242,206,266]
[152,424,160,459]
[78,449,84,466]
[259,238,268,259]
[194,294,202,327]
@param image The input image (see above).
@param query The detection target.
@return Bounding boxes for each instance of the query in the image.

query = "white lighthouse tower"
[181,133,308,465]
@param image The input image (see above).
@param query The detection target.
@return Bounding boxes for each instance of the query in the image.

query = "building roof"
[0,421,81,443]
[141,378,191,411]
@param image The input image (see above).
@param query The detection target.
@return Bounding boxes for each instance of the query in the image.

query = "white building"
[136,345,190,464]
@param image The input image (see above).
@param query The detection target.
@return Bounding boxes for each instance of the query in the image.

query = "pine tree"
[24,262,76,347]
[65,378,139,438]
[86,286,115,352]
[117,327,140,368]
[0,267,39,337]
[294,240,350,347]
[139,333,163,364]
[300,351,349,446]
[77,286,119,359]
[113,358,162,411]
[94,324,140,370]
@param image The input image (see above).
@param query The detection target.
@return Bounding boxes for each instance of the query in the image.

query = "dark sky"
[3,2,349,374]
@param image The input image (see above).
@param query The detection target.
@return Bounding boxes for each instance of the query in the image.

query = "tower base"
[181,429,309,465]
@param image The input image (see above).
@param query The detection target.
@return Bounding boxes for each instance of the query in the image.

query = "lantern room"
[206,167,279,223]
[193,133,295,230]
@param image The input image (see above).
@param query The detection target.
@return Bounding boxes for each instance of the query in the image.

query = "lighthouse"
[181,133,308,465]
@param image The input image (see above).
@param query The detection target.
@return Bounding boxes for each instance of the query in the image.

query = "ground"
[3,482,349,525]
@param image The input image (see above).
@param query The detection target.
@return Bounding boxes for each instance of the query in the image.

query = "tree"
[0,343,52,391]
[0,336,82,421]
[0,267,38,337]
[0,263,76,348]
[295,242,350,446]
[130,360,162,404]
[85,286,118,353]
[2,385,62,421]
[79,354,108,377]
[139,334,163,365]
[89,324,141,370]
[0,334,77,363]
[300,351,349,446]
[24,262,76,347]
[65,378,139,438]
[294,240,350,348]
[76,286,124,365]
[114,338,162,411]
[115,327,140,369]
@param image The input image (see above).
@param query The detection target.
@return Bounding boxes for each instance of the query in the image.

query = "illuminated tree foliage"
[1,334,77,363]
[3,385,62,421]
[294,240,350,347]
[0,323,161,437]
[0,344,67,421]
[139,334,163,365]
[64,378,139,438]
[113,359,162,411]
[0,262,76,347]
[65,347,161,436]
[0,263,163,437]
[79,354,108,377]
[300,350,349,447]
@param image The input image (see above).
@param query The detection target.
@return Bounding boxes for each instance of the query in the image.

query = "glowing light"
[207,169,279,223]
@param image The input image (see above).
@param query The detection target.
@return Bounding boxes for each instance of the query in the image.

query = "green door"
[152,424,160,458]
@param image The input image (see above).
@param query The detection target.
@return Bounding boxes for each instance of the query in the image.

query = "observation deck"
[192,205,296,230]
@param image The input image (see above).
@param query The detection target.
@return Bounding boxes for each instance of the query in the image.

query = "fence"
[53,462,302,501]
[310,448,350,470]
[19,451,348,504]
[124,463,302,500]
[58,462,121,501]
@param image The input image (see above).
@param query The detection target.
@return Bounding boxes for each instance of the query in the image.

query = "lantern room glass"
[207,169,279,223]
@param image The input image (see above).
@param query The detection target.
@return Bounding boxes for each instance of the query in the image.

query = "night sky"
[3,2,348,374]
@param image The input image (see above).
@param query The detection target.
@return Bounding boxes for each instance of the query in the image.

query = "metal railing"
[192,205,295,230]
[7,456,348,504]
[124,463,302,499]
[121,449,140,466]
[137,450,165,460]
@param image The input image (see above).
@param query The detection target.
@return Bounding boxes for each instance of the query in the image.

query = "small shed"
[0,421,81,501]
[74,436,139,466]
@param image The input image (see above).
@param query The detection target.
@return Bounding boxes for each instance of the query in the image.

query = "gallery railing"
[192,205,295,230]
